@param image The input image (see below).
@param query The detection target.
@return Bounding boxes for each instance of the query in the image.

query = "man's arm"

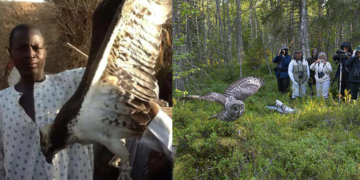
[346,56,355,68]
[306,61,310,82]
[64,68,86,88]
[272,55,281,63]
[309,62,316,71]
[288,61,295,82]
[324,62,333,74]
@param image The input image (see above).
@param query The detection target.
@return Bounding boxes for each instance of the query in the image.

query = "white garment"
[316,81,330,98]
[292,81,307,98]
[0,68,94,180]
[7,67,20,87]
[288,59,310,83]
[309,62,332,83]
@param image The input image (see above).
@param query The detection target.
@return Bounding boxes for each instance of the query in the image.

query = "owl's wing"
[85,0,172,127]
[223,76,265,101]
[180,92,226,106]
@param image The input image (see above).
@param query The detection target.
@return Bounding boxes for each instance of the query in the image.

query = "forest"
[173,0,360,179]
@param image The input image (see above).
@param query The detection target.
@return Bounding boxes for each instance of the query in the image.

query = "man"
[288,49,310,100]
[307,48,318,96]
[345,45,360,100]
[273,44,291,93]
[0,24,93,180]
[333,42,352,98]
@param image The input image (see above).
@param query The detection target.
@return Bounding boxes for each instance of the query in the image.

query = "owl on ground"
[181,76,264,122]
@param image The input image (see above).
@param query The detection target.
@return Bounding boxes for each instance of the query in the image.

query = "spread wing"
[87,0,172,127]
[223,76,265,101]
[180,92,226,106]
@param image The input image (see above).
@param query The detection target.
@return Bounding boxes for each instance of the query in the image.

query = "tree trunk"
[226,0,233,74]
[236,0,244,78]
[249,2,254,45]
[203,0,208,67]
[300,0,310,59]
[216,0,226,75]
[253,3,272,75]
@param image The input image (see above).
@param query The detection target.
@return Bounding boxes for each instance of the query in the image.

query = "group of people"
[273,42,360,100]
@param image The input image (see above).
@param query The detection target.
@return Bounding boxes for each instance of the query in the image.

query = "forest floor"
[173,61,360,179]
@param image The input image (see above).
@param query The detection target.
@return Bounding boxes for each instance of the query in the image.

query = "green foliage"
[174,63,360,179]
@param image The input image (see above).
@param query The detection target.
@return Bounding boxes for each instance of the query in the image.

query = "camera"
[320,59,324,62]
[280,50,285,54]
[333,50,349,58]
[318,71,325,79]
[298,71,304,78]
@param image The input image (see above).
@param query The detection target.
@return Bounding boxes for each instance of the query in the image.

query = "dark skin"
[9,29,47,122]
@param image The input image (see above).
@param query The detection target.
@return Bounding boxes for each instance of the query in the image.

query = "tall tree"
[236,0,244,77]
[300,0,310,59]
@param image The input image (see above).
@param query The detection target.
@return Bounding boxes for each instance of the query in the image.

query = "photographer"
[310,52,332,98]
[307,48,318,96]
[288,49,310,100]
[345,46,360,100]
[333,42,352,98]
[272,44,291,93]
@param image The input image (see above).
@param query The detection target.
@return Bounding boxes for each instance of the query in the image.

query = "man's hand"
[323,60,327,64]
[278,49,281,56]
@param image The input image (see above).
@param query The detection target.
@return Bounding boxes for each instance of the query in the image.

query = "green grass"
[173,63,360,179]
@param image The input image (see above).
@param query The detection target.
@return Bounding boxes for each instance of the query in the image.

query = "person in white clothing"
[288,49,310,99]
[310,52,332,98]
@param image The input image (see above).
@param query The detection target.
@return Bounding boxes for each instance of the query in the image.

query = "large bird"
[39,0,172,179]
[181,76,264,122]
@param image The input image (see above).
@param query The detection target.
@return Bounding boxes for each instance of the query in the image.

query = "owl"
[181,76,264,122]
[39,0,172,179]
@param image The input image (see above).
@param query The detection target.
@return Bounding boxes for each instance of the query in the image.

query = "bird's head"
[225,99,245,121]
[39,123,56,164]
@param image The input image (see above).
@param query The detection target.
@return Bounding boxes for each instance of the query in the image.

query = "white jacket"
[288,59,310,84]
[310,61,332,83]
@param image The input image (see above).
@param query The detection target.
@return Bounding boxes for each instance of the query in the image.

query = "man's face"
[312,50,318,58]
[343,46,349,53]
[147,150,168,173]
[357,51,360,57]
[10,29,46,79]
[295,52,302,59]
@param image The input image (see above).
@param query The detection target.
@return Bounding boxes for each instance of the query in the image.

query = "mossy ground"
[173,63,360,179]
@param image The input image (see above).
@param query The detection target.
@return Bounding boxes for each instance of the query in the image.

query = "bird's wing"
[180,92,226,106]
[223,76,265,101]
[86,0,172,128]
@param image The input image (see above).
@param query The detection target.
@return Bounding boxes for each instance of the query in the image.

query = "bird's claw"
[109,156,121,168]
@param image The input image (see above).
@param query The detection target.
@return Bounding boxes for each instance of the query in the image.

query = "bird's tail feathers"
[208,113,218,120]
